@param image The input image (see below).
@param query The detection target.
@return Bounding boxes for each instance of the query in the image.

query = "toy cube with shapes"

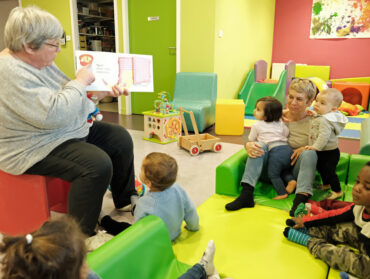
[143,110,182,144]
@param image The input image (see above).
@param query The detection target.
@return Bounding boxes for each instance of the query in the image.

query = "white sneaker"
[199,240,219,278]
[327,191,343,200]
[85,230,114,252]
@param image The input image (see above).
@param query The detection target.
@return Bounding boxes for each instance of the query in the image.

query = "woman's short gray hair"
[4,6,63,52]
[289,78,317,101]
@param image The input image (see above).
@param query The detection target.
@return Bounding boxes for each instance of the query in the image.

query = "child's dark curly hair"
[256,97,283,122]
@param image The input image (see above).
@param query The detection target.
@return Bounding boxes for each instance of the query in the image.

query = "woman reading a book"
[0,6,137,236]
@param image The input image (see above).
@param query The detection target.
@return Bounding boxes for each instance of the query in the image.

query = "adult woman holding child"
[0,6,136,236]
[225,78,318,216]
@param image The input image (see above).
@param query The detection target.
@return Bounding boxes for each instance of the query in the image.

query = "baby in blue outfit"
[134,152,199,240]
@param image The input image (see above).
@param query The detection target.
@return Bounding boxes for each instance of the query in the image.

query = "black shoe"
[225,184,255,211]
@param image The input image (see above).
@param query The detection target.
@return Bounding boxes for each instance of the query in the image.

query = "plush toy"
[294,203,309,218]
[87,93,103,124]
[338,101,364,116]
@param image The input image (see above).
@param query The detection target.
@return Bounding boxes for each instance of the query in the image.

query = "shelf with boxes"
[77,0,115,52]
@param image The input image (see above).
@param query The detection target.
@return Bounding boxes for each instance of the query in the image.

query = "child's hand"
[304,146,316,151]
[292,216,304,229]
[306,109,317,116]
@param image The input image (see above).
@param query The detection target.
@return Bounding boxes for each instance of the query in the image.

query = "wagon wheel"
[213,143,222,152]
[189,145,200,156]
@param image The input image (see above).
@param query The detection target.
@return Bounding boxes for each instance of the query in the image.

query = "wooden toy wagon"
[178,108,222,156]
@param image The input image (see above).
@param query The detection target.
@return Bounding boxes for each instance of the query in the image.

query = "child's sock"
[225,183,254,211]
[199,240,219,278]
[100,216,131,236]
[283,227,311,246]
[290,194,309,217]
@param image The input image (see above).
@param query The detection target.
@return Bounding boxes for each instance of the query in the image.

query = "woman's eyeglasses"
[44,42,60,49]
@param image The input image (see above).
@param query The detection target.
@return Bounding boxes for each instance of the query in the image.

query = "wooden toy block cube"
[143,111,181,144]
[215,99,245,135]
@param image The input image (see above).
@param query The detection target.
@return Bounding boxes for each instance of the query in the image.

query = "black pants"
[25,122,136,235]
[316,148,341,193]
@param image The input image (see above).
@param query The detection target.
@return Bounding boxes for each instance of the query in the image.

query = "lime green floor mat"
[173,195,328,279]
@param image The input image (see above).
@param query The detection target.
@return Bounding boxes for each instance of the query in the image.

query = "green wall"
[214,0,276,99]
[180,0,275,99]
[180,0,216,72]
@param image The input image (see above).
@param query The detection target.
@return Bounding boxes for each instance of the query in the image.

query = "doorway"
[128,0,176,114]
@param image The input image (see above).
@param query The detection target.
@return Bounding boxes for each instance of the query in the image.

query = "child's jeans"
[178,264,207,279]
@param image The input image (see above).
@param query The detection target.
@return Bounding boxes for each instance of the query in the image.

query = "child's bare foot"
[286,180,297,194]
[273,194,288,200]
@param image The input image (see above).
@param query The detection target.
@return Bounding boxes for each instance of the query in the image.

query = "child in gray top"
[305,88,348,200]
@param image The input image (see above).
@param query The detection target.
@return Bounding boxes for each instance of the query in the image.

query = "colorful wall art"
[310,0,370,38]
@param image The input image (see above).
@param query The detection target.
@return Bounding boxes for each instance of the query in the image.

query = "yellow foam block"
[173,195,328,279]
[215,99,245,135]
[296,65,331,81]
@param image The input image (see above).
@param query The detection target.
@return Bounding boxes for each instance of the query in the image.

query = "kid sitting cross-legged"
[283,162,370,279]
[305,88,348,200]
[134,152,199,241]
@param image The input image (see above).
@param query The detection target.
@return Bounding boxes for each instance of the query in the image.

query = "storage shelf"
[78,13,114,21]
[79,33,115,38]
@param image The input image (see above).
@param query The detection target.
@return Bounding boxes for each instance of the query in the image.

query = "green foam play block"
[88,215,190,279]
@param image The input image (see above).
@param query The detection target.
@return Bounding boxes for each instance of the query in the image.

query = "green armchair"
[171,72,217,132]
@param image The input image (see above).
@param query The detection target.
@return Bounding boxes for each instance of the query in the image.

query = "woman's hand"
[282,109,291,122]
[75,66,95,86]
[245,142,264,158]
[89,85,130,101]
[290,146,305,166]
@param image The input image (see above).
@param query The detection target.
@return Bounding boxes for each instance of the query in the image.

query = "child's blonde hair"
[289,78,317,101]
[0,216,87,279]
[319,88,343,108]
[142,152,178,191]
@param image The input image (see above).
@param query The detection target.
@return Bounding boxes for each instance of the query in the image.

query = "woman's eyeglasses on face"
[44,42,60,49]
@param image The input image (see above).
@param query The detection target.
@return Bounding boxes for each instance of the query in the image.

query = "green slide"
[238,69,287,115]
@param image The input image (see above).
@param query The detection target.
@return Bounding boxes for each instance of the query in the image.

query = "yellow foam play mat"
[173,194,329,279]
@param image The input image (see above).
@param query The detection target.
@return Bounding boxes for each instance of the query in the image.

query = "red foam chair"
[0,170,71,235]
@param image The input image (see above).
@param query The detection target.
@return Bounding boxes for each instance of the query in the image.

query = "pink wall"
[272,0,370,79]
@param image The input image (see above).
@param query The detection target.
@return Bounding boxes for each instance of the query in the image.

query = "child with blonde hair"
[305,88,348,199]
[134,152,199,241]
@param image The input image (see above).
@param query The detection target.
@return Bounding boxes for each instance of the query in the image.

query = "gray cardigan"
[308,111,348,151]
[0,55,90,174]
